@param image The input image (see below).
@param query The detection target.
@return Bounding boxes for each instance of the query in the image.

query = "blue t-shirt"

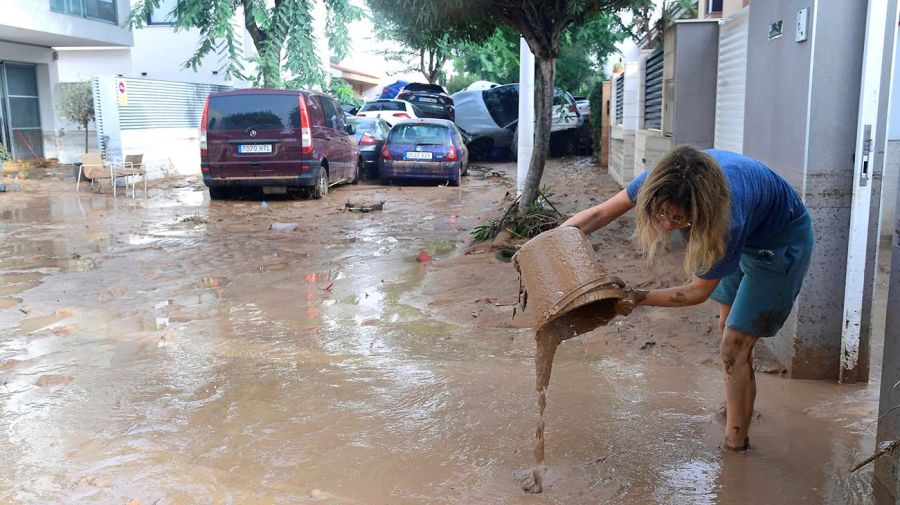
[625,149,806,279]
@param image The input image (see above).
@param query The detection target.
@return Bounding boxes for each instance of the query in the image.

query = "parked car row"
[368,81,455,122]
[200,88,469,200]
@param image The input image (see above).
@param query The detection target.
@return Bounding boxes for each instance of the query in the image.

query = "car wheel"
[510,128,518,160]
[351,158,362,185]
[312,168,329,199]
[380,177,392,186]
[208,187,229,200]
[462,162,468,177]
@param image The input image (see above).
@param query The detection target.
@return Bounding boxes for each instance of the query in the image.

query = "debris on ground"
[345,201,385,213]
[416,250,433,263]
[269,223,299,232]
[180,214,208,225]
[471,189,567,243]
[0,183,23,192]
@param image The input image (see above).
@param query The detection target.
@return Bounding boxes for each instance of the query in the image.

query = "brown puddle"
[17,310,74,333]
[513,227,627,493]
[0,160,881,503]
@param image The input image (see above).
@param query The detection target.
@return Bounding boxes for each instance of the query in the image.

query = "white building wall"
[55,49,133,82]
[622,61,641,131]
[48,6,255,163]
[0,0,133,47]
[129,26,251,86]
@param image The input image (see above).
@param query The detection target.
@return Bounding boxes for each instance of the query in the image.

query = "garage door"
[714,7,749,154]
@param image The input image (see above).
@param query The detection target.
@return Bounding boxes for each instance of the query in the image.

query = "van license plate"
[262,186,287,195]
[239,144,272,154]
[406,151,433,160]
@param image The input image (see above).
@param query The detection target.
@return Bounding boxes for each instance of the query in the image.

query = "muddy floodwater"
[0,160,887,504]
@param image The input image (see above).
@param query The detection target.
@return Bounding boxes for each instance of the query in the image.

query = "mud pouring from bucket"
[512,226,633,494]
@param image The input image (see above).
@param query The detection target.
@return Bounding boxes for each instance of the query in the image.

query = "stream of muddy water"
[527,327,562,493]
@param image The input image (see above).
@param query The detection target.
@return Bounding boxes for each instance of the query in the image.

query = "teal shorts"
[710,212,814,337]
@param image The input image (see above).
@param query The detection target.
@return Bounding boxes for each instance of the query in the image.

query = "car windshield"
[359,101,405,112]
[206,94,299,131]
[389,124,449,144]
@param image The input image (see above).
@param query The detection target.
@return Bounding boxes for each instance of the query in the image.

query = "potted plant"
[55,81,95,182]
[0,143,10,174]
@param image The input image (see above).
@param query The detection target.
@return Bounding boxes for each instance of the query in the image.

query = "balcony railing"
[49,0,117,24]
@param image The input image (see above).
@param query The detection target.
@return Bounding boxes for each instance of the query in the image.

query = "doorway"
[0,62,44,159]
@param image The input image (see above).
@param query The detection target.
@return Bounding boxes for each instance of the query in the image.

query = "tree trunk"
[518,57,555,214]
[84,121,89,154]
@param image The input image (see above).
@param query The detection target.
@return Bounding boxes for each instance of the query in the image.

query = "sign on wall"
[116,78,128,105]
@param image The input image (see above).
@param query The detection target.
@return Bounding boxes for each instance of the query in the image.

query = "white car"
[356,99,421,126]
[574,97,591,119]
[464,80,501,91]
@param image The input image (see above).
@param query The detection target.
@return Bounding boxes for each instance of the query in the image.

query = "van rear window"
[207,94,300,131]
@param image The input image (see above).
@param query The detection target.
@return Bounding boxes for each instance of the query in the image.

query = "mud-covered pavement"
[0,159,885,504]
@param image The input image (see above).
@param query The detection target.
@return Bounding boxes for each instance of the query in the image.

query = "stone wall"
[635,130,673,177]
[609,125,635,187]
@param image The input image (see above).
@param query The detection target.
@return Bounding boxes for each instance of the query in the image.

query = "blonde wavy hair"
[634,146,731,276]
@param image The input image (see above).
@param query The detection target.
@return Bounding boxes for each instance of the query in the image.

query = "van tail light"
[299,95,312,155]
[393,112,410,119]
[200,98,209,159]
[445,145,458,161]
[442,96,454,106]
[568,104,577,114]
[359,132,378,146]
[380,146,392,160]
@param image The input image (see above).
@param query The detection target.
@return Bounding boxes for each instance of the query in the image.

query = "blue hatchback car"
[379,119,469,186]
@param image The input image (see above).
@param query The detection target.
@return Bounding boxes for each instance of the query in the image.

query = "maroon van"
[200,89,361,199]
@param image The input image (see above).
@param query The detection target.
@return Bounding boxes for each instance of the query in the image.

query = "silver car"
[452,84,581,159]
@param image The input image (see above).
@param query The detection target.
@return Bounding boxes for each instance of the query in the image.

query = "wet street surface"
[0,160,885,504]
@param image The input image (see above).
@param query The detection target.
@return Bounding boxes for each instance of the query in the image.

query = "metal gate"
[92,75,228,159]
[0,62,43,159]
[643,45,664,130]
[714,7,750,153]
